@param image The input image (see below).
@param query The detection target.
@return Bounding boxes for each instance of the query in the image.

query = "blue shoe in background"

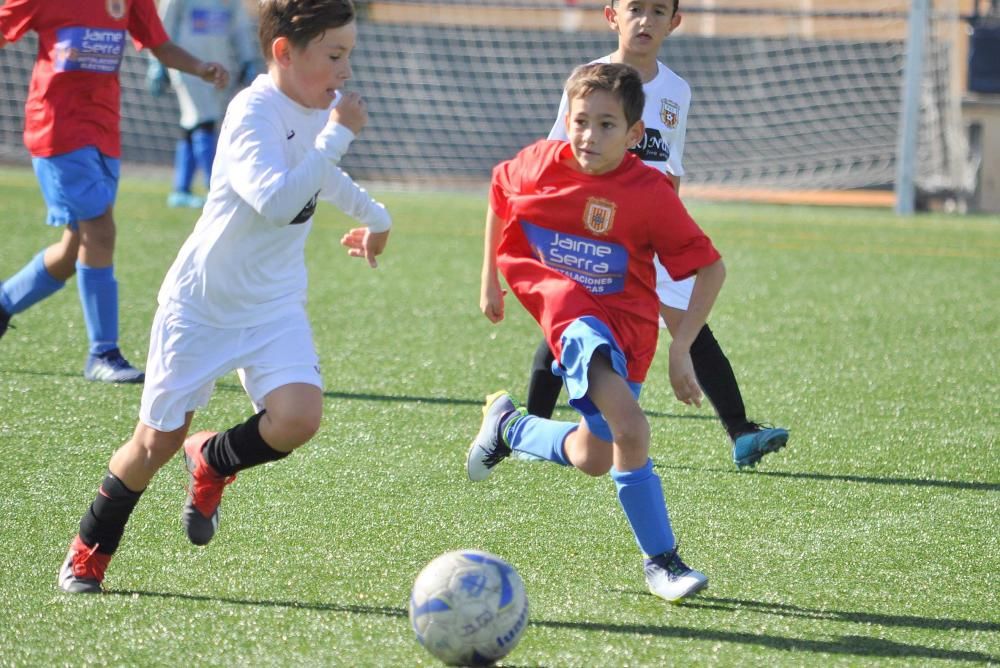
[732,424,789,468]
[83,348,145,384]
[167,191,206,209]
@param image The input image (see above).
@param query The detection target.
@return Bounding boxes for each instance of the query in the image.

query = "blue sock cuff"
[610,458,654,484]
[507,414,575,467]
[75,261,115,280]
[0,251,65,314]
[31,251,63,288]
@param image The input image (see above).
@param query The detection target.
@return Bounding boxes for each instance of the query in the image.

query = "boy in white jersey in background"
[58,0,391,594]
[148,0,260,208]
[525,0,789,468]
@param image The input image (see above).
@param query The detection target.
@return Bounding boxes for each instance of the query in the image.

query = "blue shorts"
[32,147,120,229]
[554,316,642,442]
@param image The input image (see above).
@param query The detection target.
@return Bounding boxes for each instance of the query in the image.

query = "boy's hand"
[668,343,703,407]
[480,276,506,323]
[341,227,388,268]
[330,92,368,135]
[197,62,230,89]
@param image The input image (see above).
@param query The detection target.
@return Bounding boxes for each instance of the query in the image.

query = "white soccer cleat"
[466,391,519,482]
[644,547,709,603]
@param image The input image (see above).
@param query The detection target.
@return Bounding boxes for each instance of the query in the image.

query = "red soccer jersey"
[0,0,169,158]
[490,140,721,382]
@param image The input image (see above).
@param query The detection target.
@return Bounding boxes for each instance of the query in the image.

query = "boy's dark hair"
[564,63,645,128]
[613,0,680,16]
[257,0,356,62]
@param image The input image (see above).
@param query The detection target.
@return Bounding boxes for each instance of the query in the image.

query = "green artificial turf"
[0,166,997,666]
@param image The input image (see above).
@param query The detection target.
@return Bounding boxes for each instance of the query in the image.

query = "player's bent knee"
[572,446,613,477]
[576,457,612,477]
[130,431,184,470]
[609,419,650,453]
[267,411,322,450]
[79,214,117,251]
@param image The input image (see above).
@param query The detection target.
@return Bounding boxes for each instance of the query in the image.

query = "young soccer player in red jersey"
[525,0,789,469]
[0,0,228,382]
[468,62,725,602]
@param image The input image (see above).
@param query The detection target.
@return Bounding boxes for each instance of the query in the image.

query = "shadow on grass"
[659,464,1000,492]
[107,590,996,663]
[535,616,997,663]
[214,381,716,421]
[681,595,1000,633]
[110,588,407,617]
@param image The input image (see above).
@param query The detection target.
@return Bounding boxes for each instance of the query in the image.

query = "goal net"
[0,0,972,197]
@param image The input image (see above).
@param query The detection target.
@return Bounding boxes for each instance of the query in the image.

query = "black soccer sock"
[689,324,754,440]
[78,472,143,556]
[526,337,562,419]
[202,410,289,477]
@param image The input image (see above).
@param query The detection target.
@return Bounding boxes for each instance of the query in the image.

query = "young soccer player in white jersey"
[525,0,789,468]
[58,0,391,594]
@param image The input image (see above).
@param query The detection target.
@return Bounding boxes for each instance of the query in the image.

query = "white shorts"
[655,257,694,310]
[139,307,323,432]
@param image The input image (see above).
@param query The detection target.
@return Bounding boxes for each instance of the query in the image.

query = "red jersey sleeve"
[489,158,517,221]
[649,179,721,280]
[127,0,169,51]
[490,160,510,220]
[489,140,561,220]
[0,0,36,43]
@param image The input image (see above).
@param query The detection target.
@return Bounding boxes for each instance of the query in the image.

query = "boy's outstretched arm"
[324,92,390,269]
[480,208,506,323]
[668,259,726,406]
[149,41,229,89]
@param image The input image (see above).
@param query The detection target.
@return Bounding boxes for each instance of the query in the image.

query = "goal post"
[896,0,930,215]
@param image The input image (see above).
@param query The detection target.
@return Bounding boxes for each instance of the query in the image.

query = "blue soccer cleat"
[83,348,145,384]
[732,424,789,468]
[466,391,520,482]
[644,546,708,603]
[167,191,206,209]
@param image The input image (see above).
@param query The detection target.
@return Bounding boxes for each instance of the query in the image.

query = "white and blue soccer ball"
[409,549,529,666]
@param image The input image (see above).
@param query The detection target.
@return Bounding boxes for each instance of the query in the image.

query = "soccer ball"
[409,550,529,666]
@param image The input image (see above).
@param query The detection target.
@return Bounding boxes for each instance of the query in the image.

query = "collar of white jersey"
[254,74,344,114]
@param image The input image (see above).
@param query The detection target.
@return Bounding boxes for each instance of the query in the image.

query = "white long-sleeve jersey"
[158,74,392,328]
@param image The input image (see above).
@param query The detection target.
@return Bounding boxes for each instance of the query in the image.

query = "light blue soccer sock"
[191,127,217,190]
[76,261,118,355]
[0,250,65,314]
[505,414,575,466]
[611,459,676,557]
[173,137,195,193]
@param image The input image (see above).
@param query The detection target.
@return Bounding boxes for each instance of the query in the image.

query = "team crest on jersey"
[660,99,680,129]
[107,0,127,20]
[582,197,616,235]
